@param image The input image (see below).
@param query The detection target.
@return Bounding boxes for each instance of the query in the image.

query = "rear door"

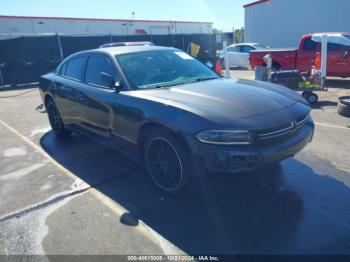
[55,55,87,128]
[79,54,117,138]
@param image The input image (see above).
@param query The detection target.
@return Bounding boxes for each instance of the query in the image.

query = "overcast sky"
[1,0,248,31]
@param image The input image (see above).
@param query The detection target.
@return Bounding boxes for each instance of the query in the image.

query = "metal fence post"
[0,66,4,87]
[223,41,230,78]
[321,34,328,89]
[56,33,64,61]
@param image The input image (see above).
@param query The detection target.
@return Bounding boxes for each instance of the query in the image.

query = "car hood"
[128,78,307,119]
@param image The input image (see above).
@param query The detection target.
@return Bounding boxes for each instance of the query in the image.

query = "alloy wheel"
[145,137,183,192]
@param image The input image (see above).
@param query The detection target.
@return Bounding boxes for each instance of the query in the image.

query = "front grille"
[256,114,308,144]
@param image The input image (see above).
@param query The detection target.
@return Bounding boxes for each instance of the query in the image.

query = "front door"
[327,43,350,76]
[79,54,118,138]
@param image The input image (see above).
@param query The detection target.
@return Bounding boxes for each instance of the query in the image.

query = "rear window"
[303,38,318,51]
[65,57,85,81]
[252,44,269,50]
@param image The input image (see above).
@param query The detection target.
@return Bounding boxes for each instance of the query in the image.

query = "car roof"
[60,45,180,66]
[89,45,177,56]
[231,43,262,46]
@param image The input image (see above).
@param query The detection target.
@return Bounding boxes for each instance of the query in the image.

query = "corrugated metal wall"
[245,0,350,48]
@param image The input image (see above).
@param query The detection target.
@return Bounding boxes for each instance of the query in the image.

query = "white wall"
[245,0,350,48]
[0,17,213,38]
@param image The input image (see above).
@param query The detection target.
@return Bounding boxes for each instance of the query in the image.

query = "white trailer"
[0,15,213,39]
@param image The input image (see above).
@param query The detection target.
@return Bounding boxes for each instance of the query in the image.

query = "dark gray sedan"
[39,45,314,195]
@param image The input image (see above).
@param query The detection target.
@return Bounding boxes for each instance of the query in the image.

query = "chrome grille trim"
[296,115,308,128]
[256,114,309,141]
[257,122,294,139]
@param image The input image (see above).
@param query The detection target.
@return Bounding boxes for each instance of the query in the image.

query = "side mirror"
[99,72,116,89]
[343,50,350,59]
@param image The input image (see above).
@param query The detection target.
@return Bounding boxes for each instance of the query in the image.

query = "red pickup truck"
[249,33,350,77]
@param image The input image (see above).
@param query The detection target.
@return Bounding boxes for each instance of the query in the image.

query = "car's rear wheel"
[46,99,71,137]
[143,129,193,195]
[271,62,282,71]
[302,92,318,104]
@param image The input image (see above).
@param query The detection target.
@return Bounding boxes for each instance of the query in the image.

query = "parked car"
[39,45,314,195]
[217,43,270,68]
[249,33,350,77]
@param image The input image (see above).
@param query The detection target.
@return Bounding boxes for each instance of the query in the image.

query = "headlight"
[195,130,253,145]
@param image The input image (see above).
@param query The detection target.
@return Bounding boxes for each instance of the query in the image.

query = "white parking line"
[315,122,350,130]
[0,118,183,255]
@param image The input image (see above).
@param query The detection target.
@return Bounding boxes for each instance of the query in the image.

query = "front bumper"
[189,122,314,174]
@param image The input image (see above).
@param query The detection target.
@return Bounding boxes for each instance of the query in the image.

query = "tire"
[337,102,350,117]
[142,129,194,195]
[339,96,350,106]
[272,62,281,71]
[46,99,71,137]
[302,91,308,99]
[307,93,318,104]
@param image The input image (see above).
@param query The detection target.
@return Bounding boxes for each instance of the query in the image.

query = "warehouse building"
[244,0,350,48]
[0,15,213,39]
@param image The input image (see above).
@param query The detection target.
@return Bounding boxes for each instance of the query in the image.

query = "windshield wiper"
[141,80,189,89]
[140,77,218,89]
[188,76,219,83]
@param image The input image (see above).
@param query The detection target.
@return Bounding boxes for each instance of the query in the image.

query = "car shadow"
[311,100,338,109]
[326,78,350,89]
[40,131,350,255]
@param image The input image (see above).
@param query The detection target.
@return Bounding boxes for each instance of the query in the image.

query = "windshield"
[253,44,270,50]
[116,50,219,89]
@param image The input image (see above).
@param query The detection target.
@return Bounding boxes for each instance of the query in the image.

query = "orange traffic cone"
[315,52,321,70]
[215,59,222,75]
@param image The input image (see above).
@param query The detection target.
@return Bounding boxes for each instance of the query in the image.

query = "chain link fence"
[0,33,233,87]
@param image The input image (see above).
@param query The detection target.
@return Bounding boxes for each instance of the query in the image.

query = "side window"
[303,38,318,51]
[65,57,85,81]
[241,45,254,53]
[328,43,347,52]
[85,55,116,88]
[228,46,240,52]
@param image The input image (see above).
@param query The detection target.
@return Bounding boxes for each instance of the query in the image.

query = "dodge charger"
[39,45,314,195]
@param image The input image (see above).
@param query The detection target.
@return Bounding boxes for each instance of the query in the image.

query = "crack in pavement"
[0,168,135,223]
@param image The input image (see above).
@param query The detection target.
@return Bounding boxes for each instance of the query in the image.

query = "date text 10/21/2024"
[127,256,220,261]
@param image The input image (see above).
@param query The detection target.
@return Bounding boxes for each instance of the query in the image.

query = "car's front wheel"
[46,99,71,137]
[143,129,194,195]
